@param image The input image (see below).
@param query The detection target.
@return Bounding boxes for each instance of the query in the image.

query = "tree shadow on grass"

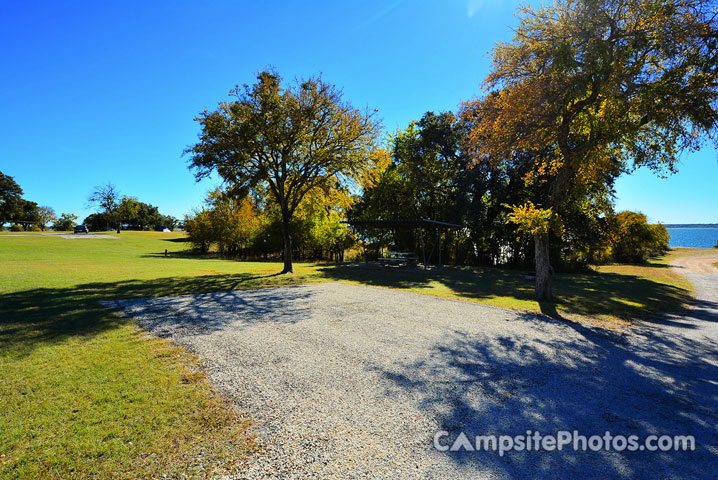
[0,272,311,359]
[318,263,693,322]
[161,237,191,243]
[141,251,296,263]
[141,251,226,260]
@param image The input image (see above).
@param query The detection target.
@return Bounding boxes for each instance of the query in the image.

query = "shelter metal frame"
[343,218,461,269]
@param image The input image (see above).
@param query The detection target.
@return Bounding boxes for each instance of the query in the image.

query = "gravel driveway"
[109,257,718,479]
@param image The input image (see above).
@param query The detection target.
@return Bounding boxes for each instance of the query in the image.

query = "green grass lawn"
[0,231,695,478]
[0,233,269,479]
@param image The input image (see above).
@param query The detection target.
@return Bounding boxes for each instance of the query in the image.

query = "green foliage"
[36,206,57,231]
[295,189,356,261]
[83,212,112,231]
[53,213,79,231]
[608,211,670,263]
[117,196,140,225]
[0,170,24,225]
[10,223,23,232]
[507,202,563,238]
[352,111,466,255]
[310,214,353,261]
[185,186,357,261]
[184,208,215,253]
[184,189,261,256]
[7,199,41,230]
[124,202,177,231]
[0,172,44,230]
[460,0,718,296]
[86,187,176,231]
[357,112,464,221]
[206,189,258,256]
[186,69,382,272]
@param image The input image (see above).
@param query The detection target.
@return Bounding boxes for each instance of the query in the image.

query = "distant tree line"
[0,172,177,233]
[664,224,718,229]
[86,183,178,232]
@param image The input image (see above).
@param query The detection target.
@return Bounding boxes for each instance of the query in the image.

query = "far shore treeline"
[664,224,718,229]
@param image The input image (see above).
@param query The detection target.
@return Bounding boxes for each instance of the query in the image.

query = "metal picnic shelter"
[343,218,461,269]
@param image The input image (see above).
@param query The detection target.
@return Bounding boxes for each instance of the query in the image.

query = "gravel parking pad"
[109,278,718,479]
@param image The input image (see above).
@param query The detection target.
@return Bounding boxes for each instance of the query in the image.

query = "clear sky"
[1,0,716,224]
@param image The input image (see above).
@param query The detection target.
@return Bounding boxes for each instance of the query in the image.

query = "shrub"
[54,213,78,231]
[184,209,215,253]
[10,223,23,232]
[610,211,669,263]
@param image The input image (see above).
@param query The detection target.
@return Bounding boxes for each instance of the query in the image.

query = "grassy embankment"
[0,231,695,478]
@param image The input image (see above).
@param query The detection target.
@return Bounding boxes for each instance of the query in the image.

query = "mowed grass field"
[0,231,695,478]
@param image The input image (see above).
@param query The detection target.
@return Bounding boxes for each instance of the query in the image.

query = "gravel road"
[109,255,718,479]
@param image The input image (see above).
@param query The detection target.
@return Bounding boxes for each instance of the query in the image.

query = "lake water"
[667,228,718,248]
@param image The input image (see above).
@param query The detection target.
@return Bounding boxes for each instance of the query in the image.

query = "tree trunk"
[281,211,293,274]
[534,233,553,301]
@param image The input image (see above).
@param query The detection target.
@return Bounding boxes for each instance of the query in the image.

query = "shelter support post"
[421,228,427,270]
[438,229,443,268]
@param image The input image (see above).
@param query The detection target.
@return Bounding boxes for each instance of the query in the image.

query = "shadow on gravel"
[377,309,718,479]
[319,263,692,321]
[108,288,313,337]
[0,272,310,359]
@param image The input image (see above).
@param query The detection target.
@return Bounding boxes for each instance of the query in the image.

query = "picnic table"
[379,251,418,266]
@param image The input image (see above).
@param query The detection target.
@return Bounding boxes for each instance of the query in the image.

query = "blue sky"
[1,0,716,224]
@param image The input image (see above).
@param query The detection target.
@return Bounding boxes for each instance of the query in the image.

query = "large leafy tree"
[117,196,140,230]
[0,171,24,226]
[11,199,40,230]
[391,112,465,222]
[186,70,382,273]
[464,0,718,299]
[36,206,57,231]
[358,112,464,221]
[353,112,465,252]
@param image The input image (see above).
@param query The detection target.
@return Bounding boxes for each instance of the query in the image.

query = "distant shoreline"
[665,224,718,228]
